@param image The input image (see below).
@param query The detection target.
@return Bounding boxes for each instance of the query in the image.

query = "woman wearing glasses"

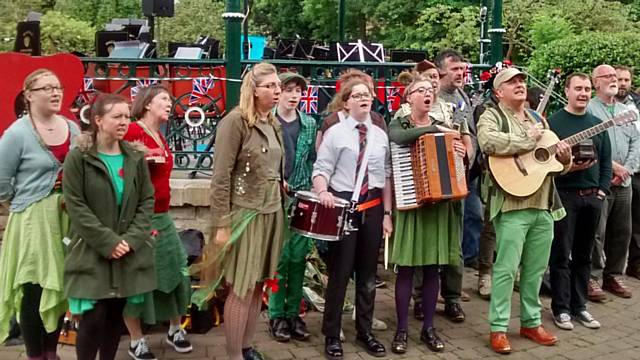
[388,76,470,354]
[0,69,80,360]
[313,79,393,359]
[195,62,285,360]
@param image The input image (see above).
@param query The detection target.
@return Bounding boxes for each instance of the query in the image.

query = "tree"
[155,0,225,57]
[392,4,480,61]
[39,11,95,55]
[54,0,141,29]
[0,0,55,52]
[528,31,640,87]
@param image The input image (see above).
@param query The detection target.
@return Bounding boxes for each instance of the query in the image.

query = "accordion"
[391,132,468,210]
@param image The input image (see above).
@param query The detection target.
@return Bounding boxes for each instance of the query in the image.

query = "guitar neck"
[564,119,615,147]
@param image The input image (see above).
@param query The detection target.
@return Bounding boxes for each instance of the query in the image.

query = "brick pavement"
[3,267,640,359]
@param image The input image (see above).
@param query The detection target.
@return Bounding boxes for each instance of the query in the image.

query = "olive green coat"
[210,109,285,229]
[62,135,156,300]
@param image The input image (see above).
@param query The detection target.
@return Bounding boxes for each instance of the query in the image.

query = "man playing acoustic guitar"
[477,68,572,354]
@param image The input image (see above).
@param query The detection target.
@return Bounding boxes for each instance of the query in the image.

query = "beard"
[603,85,619,98]
[617,88,629,99]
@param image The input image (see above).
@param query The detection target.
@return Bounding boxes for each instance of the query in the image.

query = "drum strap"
[355,197,381,212]
[350,117,376,211]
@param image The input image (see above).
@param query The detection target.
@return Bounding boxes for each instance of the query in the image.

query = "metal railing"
[79,58,489,175]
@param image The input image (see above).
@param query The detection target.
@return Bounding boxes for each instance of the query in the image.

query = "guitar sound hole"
[534,148,550,162]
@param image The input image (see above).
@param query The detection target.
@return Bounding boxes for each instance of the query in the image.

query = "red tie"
[355,124,368,198]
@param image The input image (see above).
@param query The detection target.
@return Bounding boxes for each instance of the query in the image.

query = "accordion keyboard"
[390,142,420,210]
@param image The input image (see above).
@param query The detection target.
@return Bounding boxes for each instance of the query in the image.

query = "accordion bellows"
[391,133,468,210]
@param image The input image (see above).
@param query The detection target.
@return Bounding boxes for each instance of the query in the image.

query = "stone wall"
[169,178,212,240]
[0,205,8,239]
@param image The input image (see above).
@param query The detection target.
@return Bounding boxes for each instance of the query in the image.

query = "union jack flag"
[299,85,318,114]
[83,78,95,92]
[386,87,401,111]
[464,63,474,85]
[130,79,158,101]
[189,77,214,104]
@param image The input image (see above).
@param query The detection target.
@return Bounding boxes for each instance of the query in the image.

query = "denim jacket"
[0,115,81,212]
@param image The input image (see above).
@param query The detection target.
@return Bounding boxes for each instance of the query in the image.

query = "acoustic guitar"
[488,109,638,197]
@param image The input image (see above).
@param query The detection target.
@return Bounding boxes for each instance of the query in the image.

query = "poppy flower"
[118,168,124,178]
[264,273,280,293]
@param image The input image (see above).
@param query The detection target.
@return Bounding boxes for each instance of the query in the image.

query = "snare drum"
[289,191,350,241]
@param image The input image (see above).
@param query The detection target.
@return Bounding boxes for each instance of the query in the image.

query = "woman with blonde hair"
[193,62,285,360]
[0,69,80,360]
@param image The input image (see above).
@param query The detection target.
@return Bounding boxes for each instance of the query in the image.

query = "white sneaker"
[554,313,574,330]
[128,338,157,360]
[352,307,387,331]
[574,311,601,329]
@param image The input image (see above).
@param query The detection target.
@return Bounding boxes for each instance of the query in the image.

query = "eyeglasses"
[350,92,373,101]
[596,74,617,80]
[30,85,64,94]
[256,82,282,91]
[409,87,434,96]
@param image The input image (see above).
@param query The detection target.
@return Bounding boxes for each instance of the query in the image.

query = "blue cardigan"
[0,115,81,212]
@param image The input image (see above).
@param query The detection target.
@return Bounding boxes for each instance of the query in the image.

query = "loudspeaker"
[14,21,41,56]
[142,0,174,17]
[390,50,427,63]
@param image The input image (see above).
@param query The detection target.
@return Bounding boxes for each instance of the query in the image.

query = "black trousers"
[322,190,383,338]
[76,298,126,360]
[20,283,63,357]
[550,189,603,315]
[628,174,640,269]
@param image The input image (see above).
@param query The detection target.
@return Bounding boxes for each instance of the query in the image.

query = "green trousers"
[268,233,312,319]
[489,209,553,332]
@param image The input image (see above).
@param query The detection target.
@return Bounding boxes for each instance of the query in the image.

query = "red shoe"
[489,332,511,354]
[520,326,557,346]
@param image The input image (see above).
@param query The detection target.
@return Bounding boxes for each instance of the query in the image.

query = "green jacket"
[62,135,156,300]
[477,104,568,221]
[273,108,317,191]
[210,108,285,228]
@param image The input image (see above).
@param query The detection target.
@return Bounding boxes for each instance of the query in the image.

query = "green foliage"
[54,0,141,29]
[528,31,640,86]
[528,15,573,50]
[155,0,225,57]
[39,11,95,55]
[251,0,312,39]
[395,5,480,61]
[0,0,53,52]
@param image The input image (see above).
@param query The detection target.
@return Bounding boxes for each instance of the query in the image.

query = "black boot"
[391,330,408,354]
[324,336,343,359]
[421,326,444,352]
[268,318,291,342]
[288,316,310,341]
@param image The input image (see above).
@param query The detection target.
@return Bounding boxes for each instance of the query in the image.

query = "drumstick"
[384,233,389,270]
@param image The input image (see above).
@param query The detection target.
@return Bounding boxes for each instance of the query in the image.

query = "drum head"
[295,190,350,208]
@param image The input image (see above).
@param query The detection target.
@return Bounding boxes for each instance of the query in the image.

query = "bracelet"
[318,190,329,195]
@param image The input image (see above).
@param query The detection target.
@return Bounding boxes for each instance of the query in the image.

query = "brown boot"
[603,276,632,298]
[588,278,607,302]
[520,325,558,346]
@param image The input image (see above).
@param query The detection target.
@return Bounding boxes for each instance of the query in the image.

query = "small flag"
[83,78,95,92]
[130,79,158,101]
[189,77,214,104]
[464,63,474,85]
[299,85,319,114]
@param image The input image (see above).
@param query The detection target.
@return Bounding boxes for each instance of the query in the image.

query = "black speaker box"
[142,0,174,17]
[14,21,41,56]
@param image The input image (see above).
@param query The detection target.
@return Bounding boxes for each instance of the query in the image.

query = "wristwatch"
[383,210,392,216]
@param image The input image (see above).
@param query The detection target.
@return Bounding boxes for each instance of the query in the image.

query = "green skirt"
[0,194,68,340]
[223,207,285,298]
[391,201,462,266]
[123,212,190,323]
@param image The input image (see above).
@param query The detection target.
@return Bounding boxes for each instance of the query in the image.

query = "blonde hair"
[403,75,432,102]
[22,69,58,114]
[238,62,278,127]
